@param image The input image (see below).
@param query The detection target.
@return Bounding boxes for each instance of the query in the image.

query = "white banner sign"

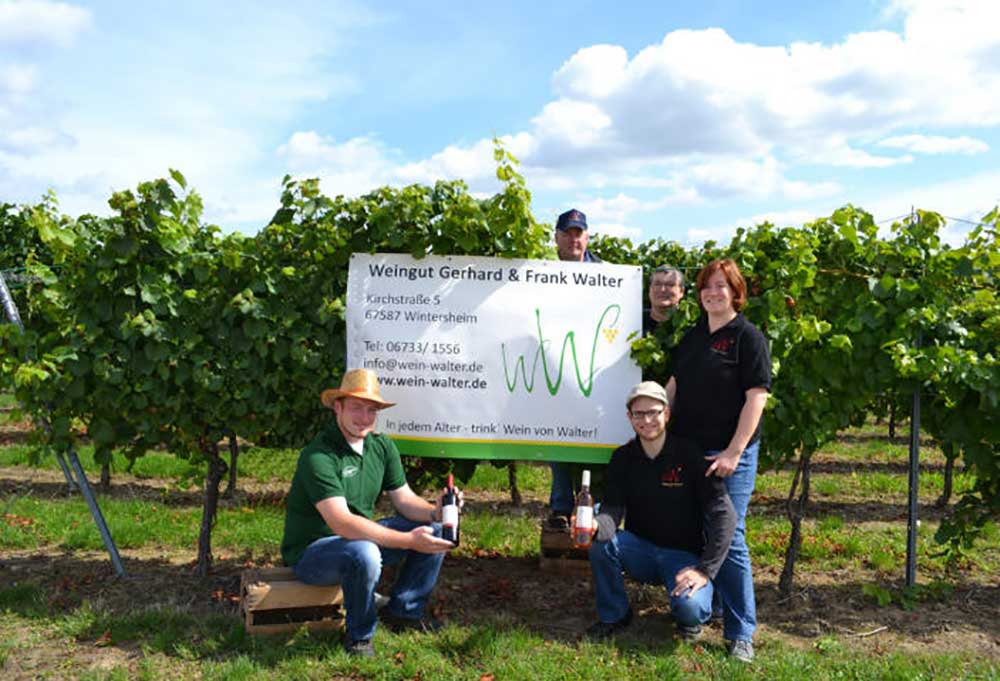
[346,253,642,462]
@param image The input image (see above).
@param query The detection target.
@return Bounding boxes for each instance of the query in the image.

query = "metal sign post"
[0,271,76,490]
[905,381,920,587]
[0,270,126,577]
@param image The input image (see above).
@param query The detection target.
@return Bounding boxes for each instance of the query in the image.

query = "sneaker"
[675,622,702,641]
[344,638,375,657]
[584,608,633,641]
[546,513,570,530]
[381,611,444,634]
[728,639,754,663]
[374,592,390,610]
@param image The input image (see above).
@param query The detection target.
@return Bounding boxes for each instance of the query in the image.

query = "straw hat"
[320,369,396,409]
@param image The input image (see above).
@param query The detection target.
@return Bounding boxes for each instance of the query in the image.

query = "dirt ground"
[1,394,998,676]
[1,461,998,677]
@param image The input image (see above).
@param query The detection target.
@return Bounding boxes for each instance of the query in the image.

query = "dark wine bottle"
[573,469,593,548]
[441,473,460,545]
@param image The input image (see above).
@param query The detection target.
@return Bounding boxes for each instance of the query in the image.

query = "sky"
[2,0,999,246]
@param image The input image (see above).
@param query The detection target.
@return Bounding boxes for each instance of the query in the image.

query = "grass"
[0,492,547,560]
[3,594,996,681]
[0,601,996,680]
[465,459,549,494]
[0,442,555,497]
[746,514,1000,574]
[1,419,998,680]
[0,442,297,483]
[754,463,976,503]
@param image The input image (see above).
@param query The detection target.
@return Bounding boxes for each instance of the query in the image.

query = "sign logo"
[500,304,621,397]
[342,465,359,478]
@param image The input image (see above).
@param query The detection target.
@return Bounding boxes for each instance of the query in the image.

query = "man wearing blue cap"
[548,208,602,529]
[554,208,602,264]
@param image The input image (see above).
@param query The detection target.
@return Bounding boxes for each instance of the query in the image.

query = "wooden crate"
[538,526,592,576]
[241,566,344,635]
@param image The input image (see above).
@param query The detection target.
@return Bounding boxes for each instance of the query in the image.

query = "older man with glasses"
[643,265,685,335]
[581,381,736,644]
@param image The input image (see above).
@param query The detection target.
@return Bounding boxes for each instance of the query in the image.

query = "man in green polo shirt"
[282,369,457,657]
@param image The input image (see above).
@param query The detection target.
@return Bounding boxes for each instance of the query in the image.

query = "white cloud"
[684,165,1000,249]
[279,132,396,173]
[5,122,264,218]
[743,208,824,230]
[526,0,1000,174]
[4,0,1000,238]
[686,223,742,246]
[782,179,842,201]
[0,124,72,152]
[578,193,645,224]
[859,168,1000,239]
[0,63,34,92]
[531,100,613,152]
[0,0,92,47]
[341,0,998,214]
[686,157,783,199]
[552,44,629,99]
[574,192,679,241]
[276,130,540,200]
[397,137,497,185]
[277,132,402,198]
[594,222,642,240]
[0,3,386,226]
[878,134,989,155]
[685,208,823,247]
[805,137,914,168]
[397,133,536,190]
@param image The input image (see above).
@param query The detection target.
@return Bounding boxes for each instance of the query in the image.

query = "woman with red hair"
[665,258,770,663]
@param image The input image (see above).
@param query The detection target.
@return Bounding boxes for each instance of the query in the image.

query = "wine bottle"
[573,469,594,548]
[441,473,460,545]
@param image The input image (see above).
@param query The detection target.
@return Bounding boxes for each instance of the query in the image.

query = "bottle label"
[575,505,593,528]
[442,504,459,527]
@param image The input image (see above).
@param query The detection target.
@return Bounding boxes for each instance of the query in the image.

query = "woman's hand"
[705,447,741,478]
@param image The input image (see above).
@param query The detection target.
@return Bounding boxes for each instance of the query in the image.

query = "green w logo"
[500,304,621,397]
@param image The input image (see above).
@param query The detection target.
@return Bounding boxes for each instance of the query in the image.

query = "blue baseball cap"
[556,208,588,232]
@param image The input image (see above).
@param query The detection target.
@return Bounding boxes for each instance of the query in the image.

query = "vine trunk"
[196,439,228,577]
[779,448,813,598]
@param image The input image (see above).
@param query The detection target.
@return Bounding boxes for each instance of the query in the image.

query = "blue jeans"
[549,462,575,515]
[588,530,714,627]
[709,440,759,643]
[292,515,445,643]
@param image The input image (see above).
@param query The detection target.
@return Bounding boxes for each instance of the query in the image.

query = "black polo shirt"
[669,313,771,451]
[601,435,735,578]
[641,307,659,336]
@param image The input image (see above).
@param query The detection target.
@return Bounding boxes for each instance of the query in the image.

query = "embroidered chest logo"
[342,464,360,478]
[660,465,683,487]
[710,334,736,356]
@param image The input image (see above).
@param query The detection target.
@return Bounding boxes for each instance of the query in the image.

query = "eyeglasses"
[629,408,664,421]
[650,282,681,290]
